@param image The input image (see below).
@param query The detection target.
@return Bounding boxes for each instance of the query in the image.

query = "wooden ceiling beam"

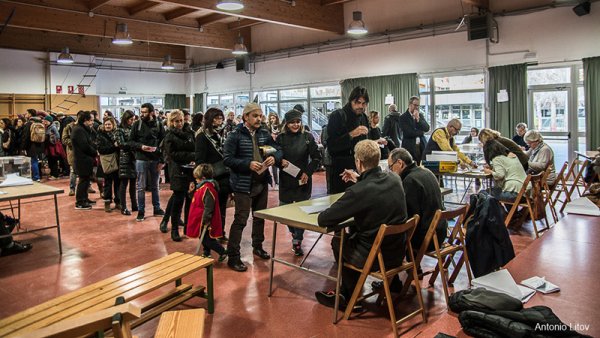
[227,19,262,31]
[196,13,228,27]
[462,0,489,9]
[321,0,352,5]
[87,0,111,11]
[0,27,187,62]
[127,1,161,16]
[164,7,197,21]
[0,2,237,50]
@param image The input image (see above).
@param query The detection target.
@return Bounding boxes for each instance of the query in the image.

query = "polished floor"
[0,172,552,337]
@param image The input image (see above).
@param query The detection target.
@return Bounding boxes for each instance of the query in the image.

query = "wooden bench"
[0,252,214,337]
[155,309,205,338]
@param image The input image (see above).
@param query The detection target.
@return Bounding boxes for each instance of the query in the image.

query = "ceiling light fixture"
[216,0,244,11]
[232,35,248,55]
[161,55,175,70]
[112,23,133,45]
[57,47,74,64]
[347,11,368,35]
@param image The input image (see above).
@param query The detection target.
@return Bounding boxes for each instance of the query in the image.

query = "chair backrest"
[417,205,469,262]
[549,161,568,190]
[362,215,420,272]
[529,171,549,220]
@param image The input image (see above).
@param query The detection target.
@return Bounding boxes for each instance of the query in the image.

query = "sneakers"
[218,251,228,262]
[121,208,132,216]
[159,220,168,233]
[68,189,75,196]
[1,241,32,256]
[292,243,304,256]
[48,176,58,180]
[171,230,182,242]
[75,203,92,210]
[315,290,347,309]
[136,212,145,222]
[86,199,97,204]
[153,208,165,216]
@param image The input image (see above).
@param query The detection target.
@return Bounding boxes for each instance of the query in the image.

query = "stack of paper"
[520,276,560,294]
[0,173,33,187]
[563,197,600,216]
[472,269,536,303]
[426,151,457,162]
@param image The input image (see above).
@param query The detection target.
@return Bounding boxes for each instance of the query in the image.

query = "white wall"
[196,6,600,93]
[0,49,46,94]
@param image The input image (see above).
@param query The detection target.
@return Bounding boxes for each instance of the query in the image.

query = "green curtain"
[193,93,204,113]
[340,73,418,118]
[164,94,186,110]
[583,56,600,150]
[488,63,527,138]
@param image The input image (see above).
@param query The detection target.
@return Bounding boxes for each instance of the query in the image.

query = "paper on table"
[0,173,34,187]
[563,197,600,216]
[521,276,560,294]
[299,205,329,214]
[282,162,301,178]
[472,269,536,303]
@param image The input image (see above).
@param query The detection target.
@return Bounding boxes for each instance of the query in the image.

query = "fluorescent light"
[347,11,368,35]
[232,36,248,55]
[112,23,133,45]
[161,55,175,70]
[57,47,74,64]
[217,0,244,11]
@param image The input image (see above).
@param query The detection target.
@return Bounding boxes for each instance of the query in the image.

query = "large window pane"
[577,86,585,132]
[256,90,278,102]
[207,95,219,107]
[419,78,430,93]
[310,100,341,132]
[310,86,340,98]
[280,88,307,101]
[434,74,484,91]
[234,93,250,116]
[527,68,570,85]
[419,94,431,126]
[434,92,484,129]
[279,101,307,123]
[531,91,568,132]
[260,103,278,117]
[220,94,234,112]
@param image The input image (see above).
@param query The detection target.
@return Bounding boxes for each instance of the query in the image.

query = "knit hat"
[293,104,305,113]
[43,115,54,123]
[284,109,302,123]
[243,102,262,115]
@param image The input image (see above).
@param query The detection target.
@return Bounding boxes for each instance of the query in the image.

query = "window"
[99,95,163,119]
[280,88,307,101]
[527,68,570,85]
[434,74,484,91]
[310,85,341,98]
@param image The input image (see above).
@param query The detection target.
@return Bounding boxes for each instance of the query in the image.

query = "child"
[187,164,227,261]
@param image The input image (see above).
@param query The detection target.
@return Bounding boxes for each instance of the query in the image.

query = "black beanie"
[284,109,303,123]
[293,104,305,113]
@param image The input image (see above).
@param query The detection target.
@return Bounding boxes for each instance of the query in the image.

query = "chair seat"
[426,244,461,258]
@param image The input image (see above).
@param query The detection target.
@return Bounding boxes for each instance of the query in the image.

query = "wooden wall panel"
[50,95,100,115]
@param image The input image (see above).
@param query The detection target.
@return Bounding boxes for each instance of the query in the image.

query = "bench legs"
[206,265,214,314]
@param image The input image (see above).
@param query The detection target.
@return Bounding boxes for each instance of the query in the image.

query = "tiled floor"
[0,172,542,337]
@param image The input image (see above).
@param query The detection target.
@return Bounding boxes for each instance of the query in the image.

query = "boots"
[104,200,111,212]
[159,220,169,233]
[171,229,182,242]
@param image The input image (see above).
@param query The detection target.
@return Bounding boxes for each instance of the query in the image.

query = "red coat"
[186,181,223,238]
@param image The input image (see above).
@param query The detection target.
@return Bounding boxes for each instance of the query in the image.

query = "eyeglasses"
[389,160,399,171]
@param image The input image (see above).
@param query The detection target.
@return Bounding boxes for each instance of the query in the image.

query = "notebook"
[472,269,536,303]
[520,276,560,294]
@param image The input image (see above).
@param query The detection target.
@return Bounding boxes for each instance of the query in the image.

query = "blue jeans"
[69,171,77,191]
[31,155,40,181]
[280,201,305,244]
[135,160,160,213]
[490,186,518,202]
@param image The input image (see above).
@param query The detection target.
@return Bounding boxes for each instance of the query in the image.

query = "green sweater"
[491,155,529,193]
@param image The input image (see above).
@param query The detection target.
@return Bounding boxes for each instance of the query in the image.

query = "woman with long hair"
[116,111,138,215]
[96,117,121,212]
[367,110,394,159]
[267,112,281,189]
[195,107,231,242]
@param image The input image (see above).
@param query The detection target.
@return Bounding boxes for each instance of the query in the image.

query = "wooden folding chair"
[501,172,551,238]
[342,216,426,337]
[545,161,568,215]
[560,159,590,213]
[421,205,472,307]
[540,167,560,224]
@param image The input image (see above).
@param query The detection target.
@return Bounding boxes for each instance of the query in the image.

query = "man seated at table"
[315,140,408,309]
[423,118,477,169]
[0,213,32,257]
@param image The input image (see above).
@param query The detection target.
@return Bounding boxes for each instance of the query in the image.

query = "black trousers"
[217,181,231,236]
[76,175,91,205]
[227,183,268,260]
[170,190,190,231]
[329,156,355,194]
[118,178,137,210]
[103,171,120,203]
[202,229,226,256]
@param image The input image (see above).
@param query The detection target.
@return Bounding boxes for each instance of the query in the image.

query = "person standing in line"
[96,117,121,212]
[399,96,430,165]
[276,109,322,256]
[223,103,282,272]
[71,111,97,210]
[116,110,138,216]
[21,109,44,182]
[129,103,166,222]
[267,112,282,190]
[368,110,395,160]
[382,104,402,150]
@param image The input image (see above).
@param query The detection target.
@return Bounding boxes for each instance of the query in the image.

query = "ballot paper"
[0,173,33,187]
[282,162,301,178]
[520,276,560,294]
[299,205,329,214]
[256,159,270,175]
[563,197,600,216]
[472,269,536,303]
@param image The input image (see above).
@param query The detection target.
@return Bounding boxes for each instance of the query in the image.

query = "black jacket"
[163,127,195,192]
[95,128,118,156]
[382,111,403,149]
[2,127,17,155]
[400,163,447,251]
[21,120,45,157]
[276,130,322,203]
[195,129,230,194]
[223,124,282,193]
[71,124,97,176]
[399,110,430,164]
[116,126,136,179]
[318,167,408,269]
[129,118,165,162]
[465,191,515,277]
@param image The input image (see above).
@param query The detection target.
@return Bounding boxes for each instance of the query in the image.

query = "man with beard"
[399,96,430,165]
[326,86,377,194]
[129,103,166,222]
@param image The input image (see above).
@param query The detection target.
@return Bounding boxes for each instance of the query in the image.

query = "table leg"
[333,231,344,324]
[300,233,323,267]
[460,179,473,203]
[17,198,21,231]
[54,194,63,255]
[268,221,278,297]
[206,264,214,314]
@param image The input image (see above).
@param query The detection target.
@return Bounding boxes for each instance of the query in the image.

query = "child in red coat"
[187,164,227,261]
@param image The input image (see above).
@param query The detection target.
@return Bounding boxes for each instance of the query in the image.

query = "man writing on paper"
[315,140,408,309]
[424,118,477,168]
[223,102,282,272]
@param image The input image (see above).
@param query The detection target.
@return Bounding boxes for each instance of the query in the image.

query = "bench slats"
[1,253,213,338]
[155,309,205,338]
[131,286,206,329]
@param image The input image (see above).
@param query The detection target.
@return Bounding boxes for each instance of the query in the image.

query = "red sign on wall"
[68,86,74,94]
[56,85,62,94]
[77,85,85,94]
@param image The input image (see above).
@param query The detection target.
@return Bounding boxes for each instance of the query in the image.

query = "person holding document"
[223,102,282,272]
[276,109,322,256]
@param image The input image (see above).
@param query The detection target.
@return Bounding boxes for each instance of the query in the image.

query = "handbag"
[100,152,118,174]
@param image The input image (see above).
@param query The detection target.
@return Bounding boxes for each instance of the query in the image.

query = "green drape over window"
[488,63,527,138]
[340,73,418,118]
[583,56,600,150]
[193,93,204,113]
[164,94,186,110]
